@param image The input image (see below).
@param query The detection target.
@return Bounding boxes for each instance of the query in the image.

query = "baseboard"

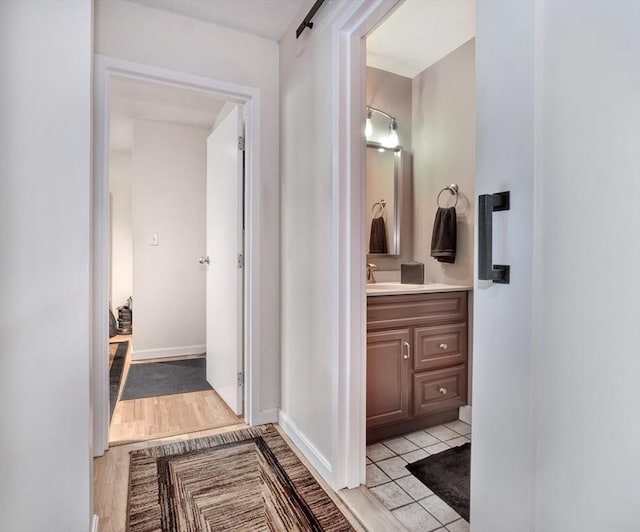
[131,344,205,361]
[278,411,333,486]
[459,405,472,425]
[91,514,99,532]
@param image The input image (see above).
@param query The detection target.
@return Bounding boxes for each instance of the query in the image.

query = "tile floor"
[366,420,471,532]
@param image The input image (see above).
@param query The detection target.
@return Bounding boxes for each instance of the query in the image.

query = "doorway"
[361,2,475,529]
[336,0,540,530]
[105,75,245,445]
[93,56,263,455]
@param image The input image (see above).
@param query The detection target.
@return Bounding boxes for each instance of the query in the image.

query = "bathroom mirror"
[366,141,402,256]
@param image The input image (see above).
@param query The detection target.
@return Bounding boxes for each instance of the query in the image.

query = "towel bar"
[371,199,386,218]
[437,184,459,208]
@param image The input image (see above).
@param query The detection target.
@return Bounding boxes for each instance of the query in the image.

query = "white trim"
[251,407,279,426]
[459,405,472,425]
[332,0,401,490]
[91,515,99,532]
[131,345,206,361]
[279,411,333,484]
[92,55,263,455]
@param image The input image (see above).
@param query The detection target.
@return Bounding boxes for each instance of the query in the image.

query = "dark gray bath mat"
[121,357,212,400]
[406,443,470,522]
[109,341,128,420]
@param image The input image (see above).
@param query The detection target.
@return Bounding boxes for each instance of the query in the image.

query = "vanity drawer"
[367,292,467,330]
[413,365,466,417]
[414,323,467,371]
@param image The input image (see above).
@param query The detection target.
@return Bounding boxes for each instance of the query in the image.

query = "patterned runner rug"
[128,424,355,531]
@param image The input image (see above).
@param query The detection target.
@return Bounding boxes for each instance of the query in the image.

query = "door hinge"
[237,254,244,268]
[238,136,245,151]
[237,372,244,387]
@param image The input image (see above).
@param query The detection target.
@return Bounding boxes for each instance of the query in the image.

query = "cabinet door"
[366,329,411,428]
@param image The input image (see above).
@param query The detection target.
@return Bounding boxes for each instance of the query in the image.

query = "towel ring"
[437,184,459,208]
[371,199,386,218]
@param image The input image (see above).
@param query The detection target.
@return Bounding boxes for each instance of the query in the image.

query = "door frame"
[92,55,262,455]
[332,0,402,489]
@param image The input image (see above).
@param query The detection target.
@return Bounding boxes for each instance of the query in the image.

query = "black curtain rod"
[296,0,326,39]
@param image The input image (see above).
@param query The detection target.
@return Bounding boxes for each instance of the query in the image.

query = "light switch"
[149,233,159,246]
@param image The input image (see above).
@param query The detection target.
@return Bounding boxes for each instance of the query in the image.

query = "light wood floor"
[99,342,397,530]
[108,338,241,445]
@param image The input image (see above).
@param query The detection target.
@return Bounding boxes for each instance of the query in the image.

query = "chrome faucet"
[367,263,378,283]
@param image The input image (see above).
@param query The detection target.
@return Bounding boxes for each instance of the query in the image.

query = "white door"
[205,105,243,415]
[473,3,640,530]
[471,3,536,530]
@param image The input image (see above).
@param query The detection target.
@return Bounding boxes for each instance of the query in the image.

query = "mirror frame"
[366,141,403,257]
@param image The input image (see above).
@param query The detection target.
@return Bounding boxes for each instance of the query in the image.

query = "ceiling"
[127,0,305,41]
[109,76,228,152]
[366,0,475,79]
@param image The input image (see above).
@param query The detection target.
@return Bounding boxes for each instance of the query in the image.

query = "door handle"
[403,341,411,360]
[199,256,210,265]
[478,191,510,284]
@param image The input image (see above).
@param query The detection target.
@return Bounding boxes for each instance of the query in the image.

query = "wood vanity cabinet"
[366,291,469,443]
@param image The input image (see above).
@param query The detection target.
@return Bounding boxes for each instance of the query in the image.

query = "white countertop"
[366,281,473,296]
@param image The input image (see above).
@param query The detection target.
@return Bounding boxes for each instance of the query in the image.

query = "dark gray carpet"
[121,357,212,400]
[406,443,470,522]
[109,341,128,420]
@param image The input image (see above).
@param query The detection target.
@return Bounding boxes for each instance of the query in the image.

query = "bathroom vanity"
[366,283,472,443]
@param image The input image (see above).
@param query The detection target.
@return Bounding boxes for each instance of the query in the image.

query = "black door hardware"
[478,191,510,284]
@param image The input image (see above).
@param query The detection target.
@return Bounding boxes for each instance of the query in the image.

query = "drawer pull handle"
[403,341,411,360]
[439,343,448,350]
[439,387,448,395]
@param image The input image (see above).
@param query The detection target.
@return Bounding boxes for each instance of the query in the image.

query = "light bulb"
[381,131,398,148]
[365,117,373,138]
[382,122,399,148]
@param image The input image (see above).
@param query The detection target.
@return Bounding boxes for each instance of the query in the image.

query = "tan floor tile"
[395,475,433,501]
[369,482,413,510]
[446,518,470,532]
[426,425,460,442]
[392,502,443,532]
[383,437,419,455]
[366,442,396,462]
[420,495,461,525]
[376,456,411,480]
[366,464,391,488]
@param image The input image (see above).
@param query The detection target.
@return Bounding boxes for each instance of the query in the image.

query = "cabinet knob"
[439,387,448,395]
[403,341,411,360]
[439,343,448,350]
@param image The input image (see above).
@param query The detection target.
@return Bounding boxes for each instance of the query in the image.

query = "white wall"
[0,1,93,530]
[132,120,207,357]
[109,150,133,310]
[95,0,281,412]
[280,0,358,480]
[532,1,640,530]
[366,66,413,269]
[412,39,475,286]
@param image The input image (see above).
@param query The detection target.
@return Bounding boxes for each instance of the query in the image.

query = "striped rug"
[128,424,355,531]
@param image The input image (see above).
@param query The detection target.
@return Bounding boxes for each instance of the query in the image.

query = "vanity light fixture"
[365,106,399,148]
[365,109,373,138]
[382,118,399,148]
